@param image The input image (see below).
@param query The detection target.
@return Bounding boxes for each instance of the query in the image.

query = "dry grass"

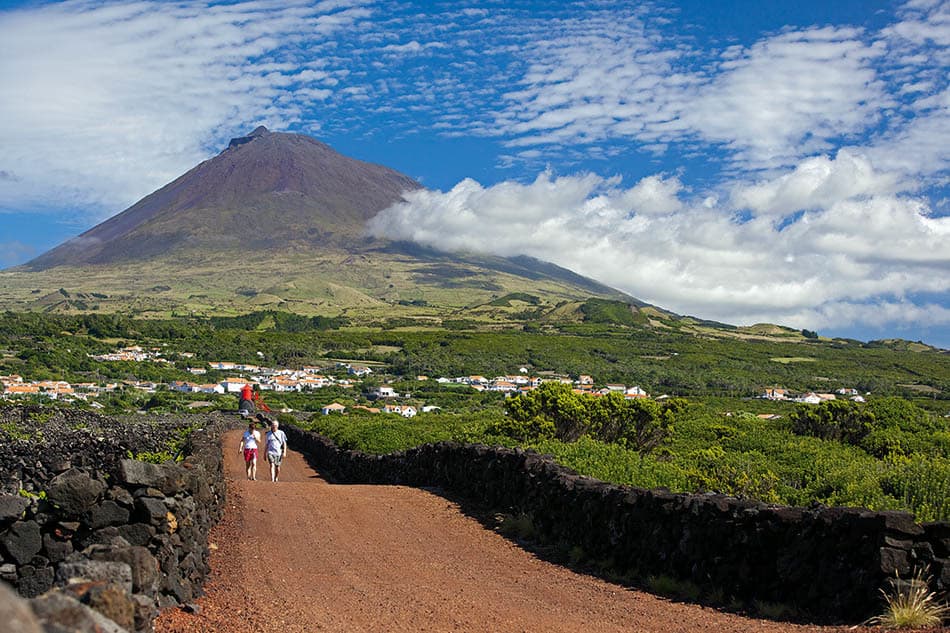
[866,569,949,629]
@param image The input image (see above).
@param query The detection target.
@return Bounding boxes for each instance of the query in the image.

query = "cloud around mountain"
[369,153,950,336]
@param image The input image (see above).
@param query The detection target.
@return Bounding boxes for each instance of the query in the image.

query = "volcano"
[25,127,423,269]
[4,128,636,318]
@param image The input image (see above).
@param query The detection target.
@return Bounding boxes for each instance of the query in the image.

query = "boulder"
[17,564,54,598]
[30,590,128,633]
[56,559,133,594]
[135,497,169,527]
[0,495,29,524]
[89,501,130,529]
[89,545,161,594]
[116,523,155,548]
[42,533,74,564]
[47,469,106,516]
[64,580,136,632]
[1,520,42,565]
[119,460,187,495]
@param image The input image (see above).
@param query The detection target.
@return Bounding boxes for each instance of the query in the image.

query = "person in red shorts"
[240,418,261,480]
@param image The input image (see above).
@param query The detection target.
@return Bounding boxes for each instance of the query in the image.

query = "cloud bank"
[0,0,372,214]
[369,152,950,336]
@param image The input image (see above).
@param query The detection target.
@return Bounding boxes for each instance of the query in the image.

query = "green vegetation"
[502,383,683,453]
[1,310,948,521]
[126,424,196,463]
[296,393,950,521]
[0,311,946,401]
[579,298,648,326]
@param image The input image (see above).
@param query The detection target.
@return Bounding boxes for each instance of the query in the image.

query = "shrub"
[867,569,949,629]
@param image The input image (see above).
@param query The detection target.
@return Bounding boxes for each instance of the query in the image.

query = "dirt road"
[155,430,855,632]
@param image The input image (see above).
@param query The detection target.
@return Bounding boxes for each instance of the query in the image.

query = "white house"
[321,403,347,415]
[372,385,397,399]
[384,404,417,418]
[625,386,649,399]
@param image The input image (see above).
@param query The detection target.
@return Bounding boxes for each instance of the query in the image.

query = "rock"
[135,497,169,527]
[89,545,161,594]
[880,511,925,537]
[56,559,133,594]
[89,501,130,529]
[879,546,912,576]
[42,533,74,564]
[17,564,54,598]
[119,460,187,495]
[117,523,155,547]
[64,580,135,631]
[132,593,158,631]
[0,580,43,633]
[0,495,29,524]
[47,469,106,516]
[30,590,128,633]
[0,563,16,582]
[1,520,42,565]
[108,487,135,508]
[163,573,192,603]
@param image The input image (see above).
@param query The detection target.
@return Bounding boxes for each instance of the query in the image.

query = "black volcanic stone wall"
[284,425,950,623]
[0,407,228,632]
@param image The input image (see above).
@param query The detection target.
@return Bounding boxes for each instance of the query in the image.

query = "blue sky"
[0,0,948,348]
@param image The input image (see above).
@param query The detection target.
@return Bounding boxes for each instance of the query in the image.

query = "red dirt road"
[155,430,859,632]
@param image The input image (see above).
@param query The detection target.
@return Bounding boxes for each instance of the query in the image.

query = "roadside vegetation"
[295,384,950,522]
[1,310,948,520]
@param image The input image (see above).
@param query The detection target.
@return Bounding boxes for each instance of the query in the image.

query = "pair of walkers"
[240,416,288,482]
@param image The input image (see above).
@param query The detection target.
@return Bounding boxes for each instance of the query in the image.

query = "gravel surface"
[155,430,873,633]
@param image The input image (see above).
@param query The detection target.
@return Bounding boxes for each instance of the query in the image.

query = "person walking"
[238,383,255,414]
[265,418,288,482]
[240,419,261,480]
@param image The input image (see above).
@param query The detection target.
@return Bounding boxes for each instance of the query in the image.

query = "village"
[0,344,864,416]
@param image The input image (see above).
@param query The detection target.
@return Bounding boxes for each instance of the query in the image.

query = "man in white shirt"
[265,419,288,482]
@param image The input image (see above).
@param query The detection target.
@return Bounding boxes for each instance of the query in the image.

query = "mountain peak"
[23,128,423,269]
[228,125,270,149]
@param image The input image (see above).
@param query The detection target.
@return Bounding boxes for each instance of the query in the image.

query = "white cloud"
[484,18,887,172]
[369,168,950,333]
[731,150,902,215]
[380,40,447,54]
[682,28,887,169]
[0,0,372,215]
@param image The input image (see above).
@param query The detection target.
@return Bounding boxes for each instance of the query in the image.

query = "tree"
[507,382,589,441]
[589,393,677,454]
[790,400,875,445]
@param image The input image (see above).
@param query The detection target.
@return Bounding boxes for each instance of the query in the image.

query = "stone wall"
[285,425,950,623]
[0,407,228,632]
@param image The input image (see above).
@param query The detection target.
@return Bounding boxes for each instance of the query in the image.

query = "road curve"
[155,430,855,633]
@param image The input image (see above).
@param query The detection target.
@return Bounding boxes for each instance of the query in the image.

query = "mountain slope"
[3,128,641,318]
[24,127,422,268]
